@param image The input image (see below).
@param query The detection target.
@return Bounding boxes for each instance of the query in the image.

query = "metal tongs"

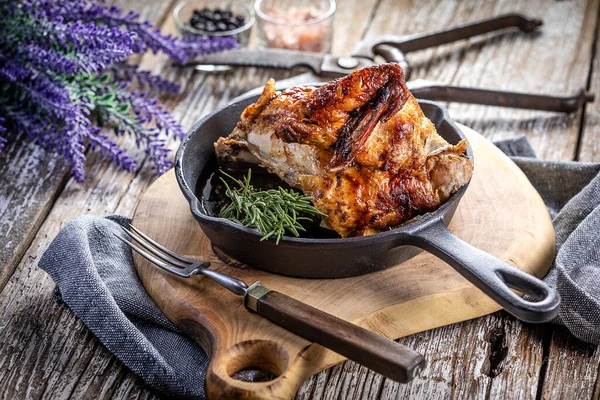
[189,14,593,113]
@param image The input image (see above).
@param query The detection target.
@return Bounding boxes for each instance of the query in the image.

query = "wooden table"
[1,0,599,398]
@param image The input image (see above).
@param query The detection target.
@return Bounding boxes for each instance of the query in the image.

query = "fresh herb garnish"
[219,169,327,244]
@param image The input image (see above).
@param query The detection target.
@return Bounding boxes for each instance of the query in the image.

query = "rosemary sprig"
[218,169,327,244]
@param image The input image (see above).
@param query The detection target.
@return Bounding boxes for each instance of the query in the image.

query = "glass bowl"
[173,0,255,47]
[254,0,336,53]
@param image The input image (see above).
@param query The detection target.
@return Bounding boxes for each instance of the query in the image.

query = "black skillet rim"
[175,90,474,245]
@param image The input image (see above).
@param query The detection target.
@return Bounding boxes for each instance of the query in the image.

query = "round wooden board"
[132,125,555,399]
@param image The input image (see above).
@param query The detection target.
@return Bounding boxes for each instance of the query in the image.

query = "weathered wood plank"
[540,327,600,399]
[295,314,547,400]
[305,323,466,399]
[0,129,71,292]
[330,0,377,55]
[578,1,600,163]
[457,315,546,399]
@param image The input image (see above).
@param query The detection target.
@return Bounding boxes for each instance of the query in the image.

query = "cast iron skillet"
[175,92,560,324]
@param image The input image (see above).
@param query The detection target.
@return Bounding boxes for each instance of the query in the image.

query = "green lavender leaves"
[219,169,327,244]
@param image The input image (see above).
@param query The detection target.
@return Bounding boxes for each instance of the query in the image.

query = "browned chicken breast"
[215,63,473,237]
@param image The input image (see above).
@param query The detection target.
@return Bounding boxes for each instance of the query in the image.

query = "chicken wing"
[215,63,473,237]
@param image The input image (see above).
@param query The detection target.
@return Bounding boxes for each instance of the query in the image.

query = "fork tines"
[116,224,209,278]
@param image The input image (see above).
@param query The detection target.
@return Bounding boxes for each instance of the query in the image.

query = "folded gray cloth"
[494,137,600,343]
[39,136,600,398]
[39,215,208,398]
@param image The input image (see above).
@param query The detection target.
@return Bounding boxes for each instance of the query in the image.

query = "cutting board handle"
[180,316,304,400]
[409,217,560,323]
[199,286,425,399]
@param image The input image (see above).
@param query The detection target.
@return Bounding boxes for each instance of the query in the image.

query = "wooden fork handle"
[244,283,425,383]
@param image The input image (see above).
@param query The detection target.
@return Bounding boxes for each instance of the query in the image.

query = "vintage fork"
[116,224,425,383]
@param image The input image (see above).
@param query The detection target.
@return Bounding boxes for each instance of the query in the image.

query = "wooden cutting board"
[132,124,555,399]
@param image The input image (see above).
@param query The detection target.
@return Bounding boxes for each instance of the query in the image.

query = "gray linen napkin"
[39,215,208,398]
[494,136,600,343]
[39,136,600,398]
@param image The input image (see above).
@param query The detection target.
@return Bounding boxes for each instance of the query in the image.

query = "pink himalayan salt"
[262,7,331,52]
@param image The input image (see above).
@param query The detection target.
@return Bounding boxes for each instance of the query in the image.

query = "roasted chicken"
[215,63,473,237]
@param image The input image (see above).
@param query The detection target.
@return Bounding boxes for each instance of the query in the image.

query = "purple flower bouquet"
[0,0,237,182]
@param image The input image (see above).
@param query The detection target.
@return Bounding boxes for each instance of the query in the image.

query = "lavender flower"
[128,90,186,140]
[179,34,239,59]
[0,0,238,182]
[57,119,88,182]
[14,45,78,75]
[0,117,6,152]
[112,63,181,95]
[75,5,189,64]
[87,127,137,173]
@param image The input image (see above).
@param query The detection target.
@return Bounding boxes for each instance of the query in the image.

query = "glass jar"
[255,0,336,53]
[173,0,255,48]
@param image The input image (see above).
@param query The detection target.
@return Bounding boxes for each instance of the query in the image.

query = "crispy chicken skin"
[215,63,473,237]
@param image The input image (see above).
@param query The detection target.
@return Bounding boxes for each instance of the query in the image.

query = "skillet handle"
[410,218,560,323]
[244,283,425,383]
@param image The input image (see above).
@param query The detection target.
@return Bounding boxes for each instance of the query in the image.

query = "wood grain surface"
[130,125,555,399]
[1,0,599,399]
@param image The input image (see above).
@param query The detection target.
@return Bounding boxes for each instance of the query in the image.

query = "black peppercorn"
[188,7,245,33]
